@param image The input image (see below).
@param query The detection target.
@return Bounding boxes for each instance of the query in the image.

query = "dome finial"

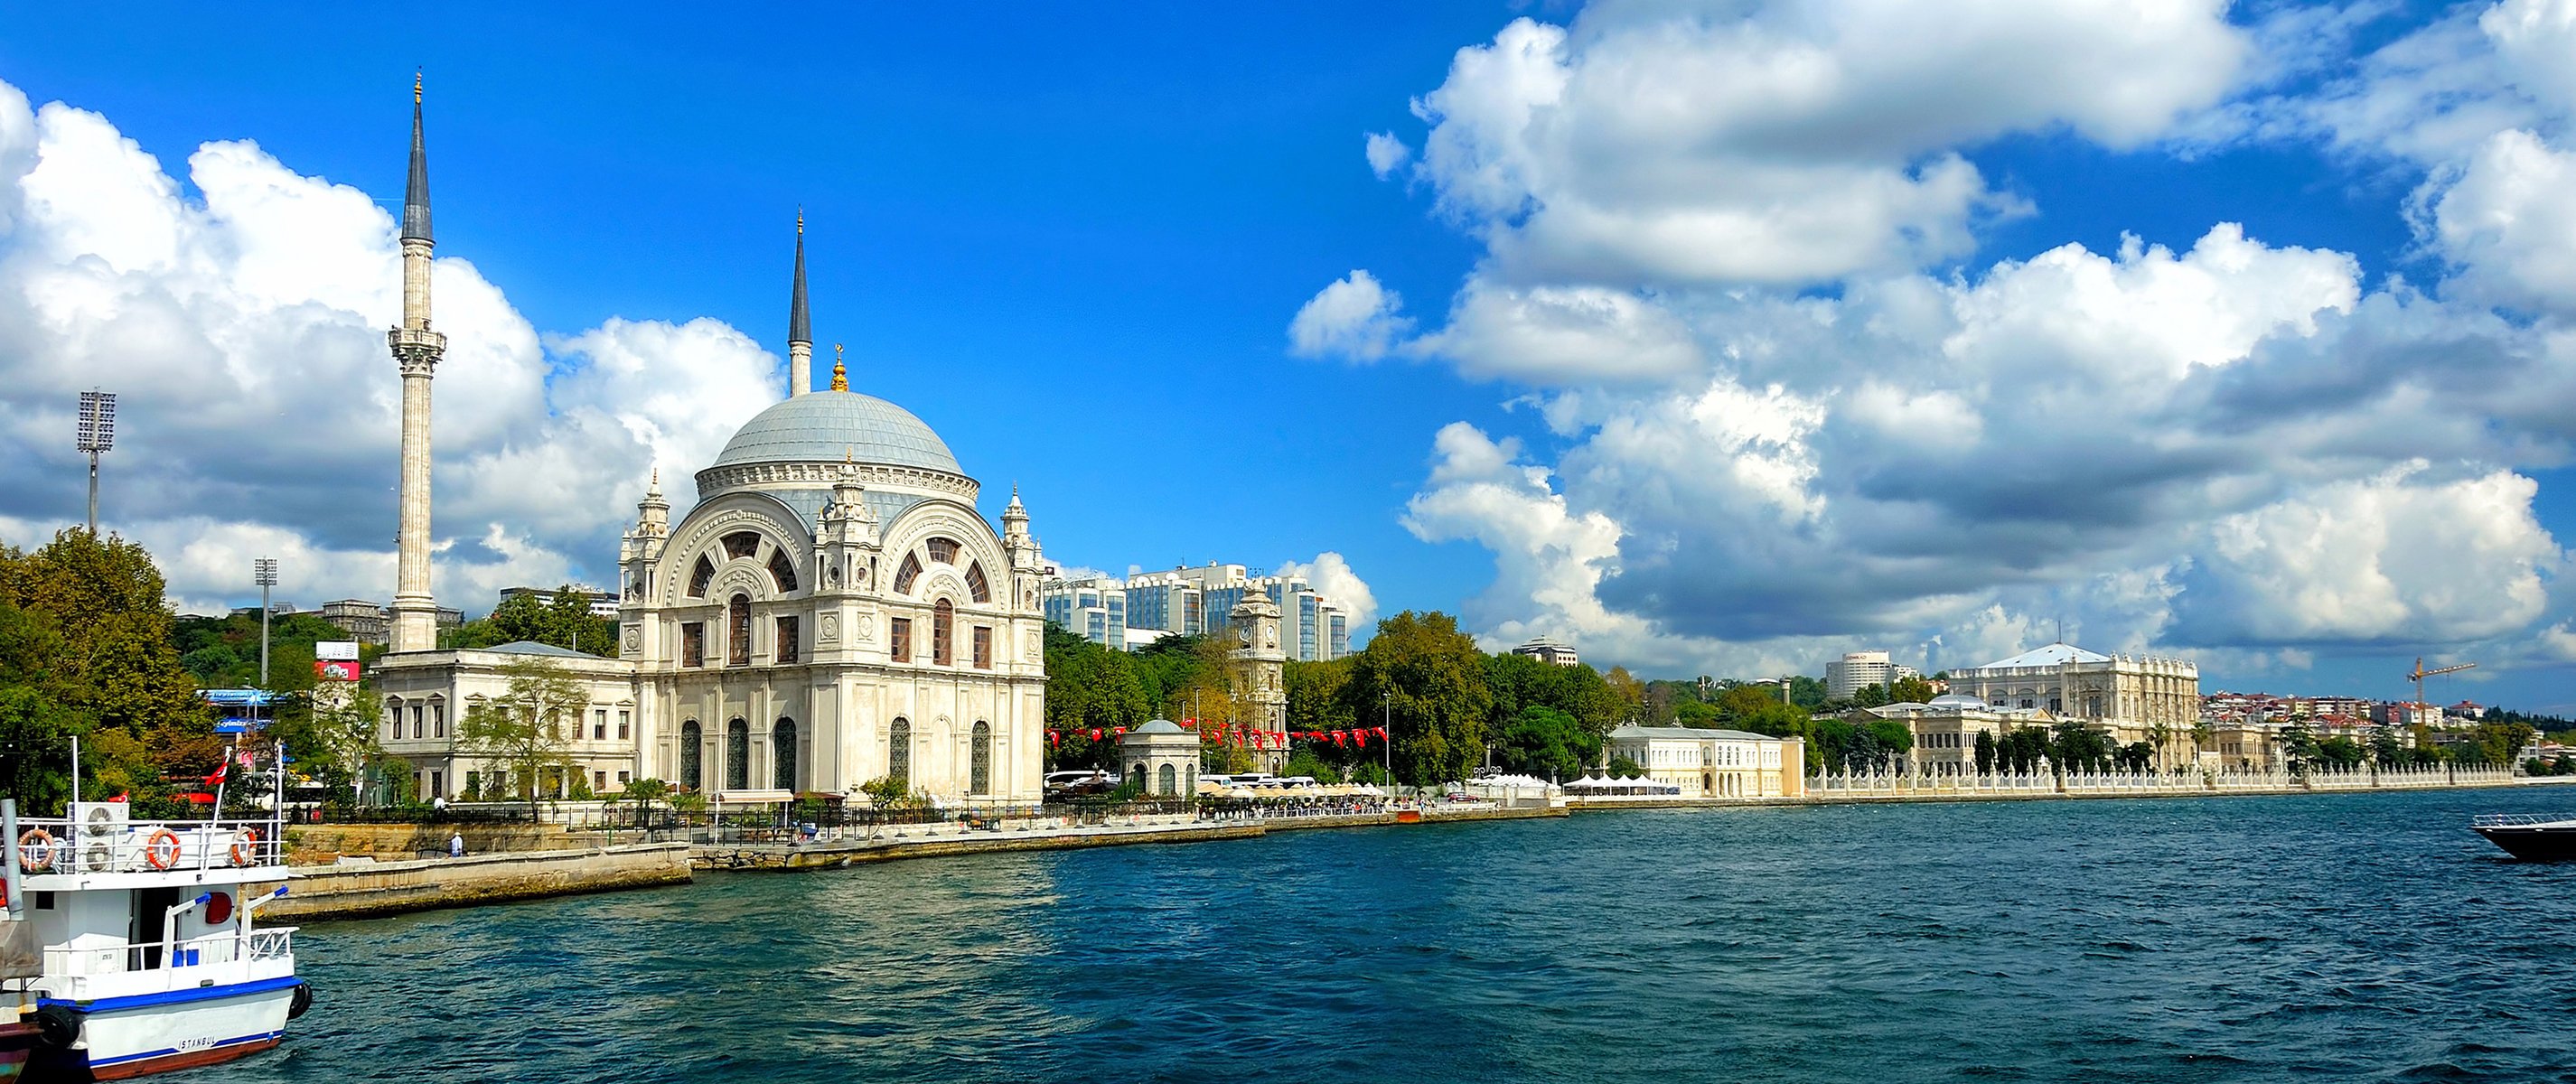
[830,343,848,391]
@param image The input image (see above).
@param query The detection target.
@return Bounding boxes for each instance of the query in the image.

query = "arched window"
[767,549,799,593]
[970,721,991,795]
[926,537,959,564]
[728,595,752,667]
[965,562,990,604]
[774,719,798,791]
[726,718,750,790]
[887,718,911,790]
[679,720,702,790]
[894,553,923,593]
[688,556,715,597]
[1158,762,1176,796]
[723,531,762,559]
[932,599,954,666]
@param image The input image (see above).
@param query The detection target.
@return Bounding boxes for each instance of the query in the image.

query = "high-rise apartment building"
[1086,562,1354,660]
[1041,575,1128,649]
[1825,650,1920,698]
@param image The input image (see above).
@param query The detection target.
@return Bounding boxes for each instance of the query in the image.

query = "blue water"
[203,788,2576,1082]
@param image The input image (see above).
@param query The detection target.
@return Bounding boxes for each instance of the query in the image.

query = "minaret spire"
[788,210,811,397]
[388,73,447,653]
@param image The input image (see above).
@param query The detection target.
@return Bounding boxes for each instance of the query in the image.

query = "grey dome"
[1132,719,1186,734]
[713,390,960,474]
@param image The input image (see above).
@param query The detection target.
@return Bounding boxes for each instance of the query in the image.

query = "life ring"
[142,828,183,870]
[17,828,55,870]
[229,827,260,866]
[15,827,54,871]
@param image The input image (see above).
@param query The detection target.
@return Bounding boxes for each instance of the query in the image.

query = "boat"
[3,904,39,1080]
[2471,813,2576,861]
[4,790,309,1081]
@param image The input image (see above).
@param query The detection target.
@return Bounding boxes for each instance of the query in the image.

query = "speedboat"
[5,791,309,1081]
[2471,813,2576,861]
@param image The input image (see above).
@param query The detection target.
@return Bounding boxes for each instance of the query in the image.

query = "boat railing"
[41,925,294,977]
[13,814,286,874]
[2471,813,2566,828]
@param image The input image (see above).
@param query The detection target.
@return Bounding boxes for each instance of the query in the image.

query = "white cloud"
[1276,550,1378,633]
[0,76,786,614]
[1288,269,1411,361]
[1363,132,1410,179]
[2422,128,2576,317]
[1398,3,2246,292]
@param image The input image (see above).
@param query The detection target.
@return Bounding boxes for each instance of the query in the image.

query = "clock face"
[1236,626,1252,645]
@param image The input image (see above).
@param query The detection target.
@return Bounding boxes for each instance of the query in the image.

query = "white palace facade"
[373,95,1047,806]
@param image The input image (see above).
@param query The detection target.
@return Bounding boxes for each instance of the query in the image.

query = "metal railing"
[40,926,294,977]
[14,815,284,874]
[2472,813,2569,828]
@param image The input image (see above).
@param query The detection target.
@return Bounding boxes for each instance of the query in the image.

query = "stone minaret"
[788,211,811,397]
[387,75,446,653]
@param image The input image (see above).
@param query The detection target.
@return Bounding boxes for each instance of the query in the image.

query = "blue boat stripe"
[84,1030,283,1068]
[39,975,303,1013]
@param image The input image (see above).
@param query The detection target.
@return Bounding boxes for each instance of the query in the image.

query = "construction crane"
[2407,657,2477,708]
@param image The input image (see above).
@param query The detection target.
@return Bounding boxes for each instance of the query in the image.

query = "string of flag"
[1045,722,1392,751]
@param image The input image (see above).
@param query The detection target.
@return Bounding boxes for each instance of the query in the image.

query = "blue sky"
[4,1,2576,711]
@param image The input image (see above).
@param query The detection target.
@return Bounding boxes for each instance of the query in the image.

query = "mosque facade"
[375,89,1047,808]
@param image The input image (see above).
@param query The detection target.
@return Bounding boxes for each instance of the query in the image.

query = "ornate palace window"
[774,719,798,791]
[688,556,715,597]
[970,721,991,795]
[895,553,922,593]
[926,537,959,565]
[972,626,991,669]
[723,531,762,559]
[726,718,750,790]
[887,718,911,790]
[728,595,752,667]
[679,720,702,790]
[681,621,705,668]
[767,549,799,593]
[890,617,913,662]
[932,599,954,666]
[776,615,800,664]
[965,562,990,603]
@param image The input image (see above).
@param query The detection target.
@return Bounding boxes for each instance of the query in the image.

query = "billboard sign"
[315,640,360,661]
[314,659,362,682]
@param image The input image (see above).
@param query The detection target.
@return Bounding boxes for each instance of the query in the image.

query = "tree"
[1607,754,1644,779]
[1340,612,1494,786]
[445,586,615,655]
[298,690,383,808]
[1494,706,1596,780]
[0,530,217,811]
[1888,675,1937,704]
[1853,683,1891,708]
[2115,741,2155,773]
[456,657,586,816]
[2050,722,2113,774]
[1973,729,1998,775]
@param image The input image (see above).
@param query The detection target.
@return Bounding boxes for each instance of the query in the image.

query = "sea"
[201,786,2576,1082]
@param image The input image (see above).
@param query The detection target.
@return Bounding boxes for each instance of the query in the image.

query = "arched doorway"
[679,720,702,790]
[888,718,912,790]
[970,721,992,795]
[726,718,749,790]
[774,718,798,791]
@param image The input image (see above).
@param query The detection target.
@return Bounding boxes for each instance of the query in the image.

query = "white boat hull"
[30,977,304,1081]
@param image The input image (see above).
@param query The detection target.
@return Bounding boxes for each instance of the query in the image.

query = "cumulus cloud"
[1363,132,1410,179]
[0,76,784,613]
[1275,550,1379,633]
[1287,269,1411,361]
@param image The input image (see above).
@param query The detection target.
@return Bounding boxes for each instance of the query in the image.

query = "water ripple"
[195,788,2576,1083]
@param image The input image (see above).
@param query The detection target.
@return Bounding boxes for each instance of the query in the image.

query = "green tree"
[1340,612,1494,786]
[2049,722,2113,774]
[1853,683,1892,708]
[456,657,587,816]
[1888,675,1937,704]
[1973,729,1998,774]
[0,530,218,809]
[1494,705,1597,780]
[1607,754,1644,779]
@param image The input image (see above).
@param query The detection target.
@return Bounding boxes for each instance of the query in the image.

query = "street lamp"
[255,558,279,687]
[75,390,116,535]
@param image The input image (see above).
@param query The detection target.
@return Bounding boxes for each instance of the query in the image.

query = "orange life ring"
[142,828,183,870]
[15,828,54,871]
[229,828,260,866]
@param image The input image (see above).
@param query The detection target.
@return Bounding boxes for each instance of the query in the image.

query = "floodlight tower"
[255,558,280,687]
[75,390,116,535]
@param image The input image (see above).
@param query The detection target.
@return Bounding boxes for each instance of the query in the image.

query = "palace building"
[374,86,1048,808]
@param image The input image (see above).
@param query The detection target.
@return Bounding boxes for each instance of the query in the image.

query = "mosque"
[373,85,1050,808]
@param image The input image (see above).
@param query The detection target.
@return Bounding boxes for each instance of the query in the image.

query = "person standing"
[449,831,464,859]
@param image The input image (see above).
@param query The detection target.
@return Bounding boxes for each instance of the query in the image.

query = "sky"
[3,1,2576,710]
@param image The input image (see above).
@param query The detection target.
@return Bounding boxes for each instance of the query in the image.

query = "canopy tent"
[1564,774,1682,796]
